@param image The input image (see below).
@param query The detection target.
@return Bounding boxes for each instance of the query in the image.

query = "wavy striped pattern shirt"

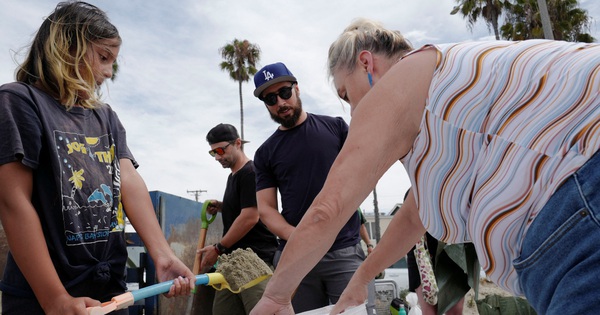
[401,40,600,295]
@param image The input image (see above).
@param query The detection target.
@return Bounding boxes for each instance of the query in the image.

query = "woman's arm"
[119,159,194,295]
[331,194,425,314]
[250,49,437,314]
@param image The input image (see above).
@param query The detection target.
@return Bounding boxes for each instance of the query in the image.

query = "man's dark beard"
[269,98,303,129]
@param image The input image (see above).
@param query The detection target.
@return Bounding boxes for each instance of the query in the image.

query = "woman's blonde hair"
[328,18,413,78]
[16,1,120,109]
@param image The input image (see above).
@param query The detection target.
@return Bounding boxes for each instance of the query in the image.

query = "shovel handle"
[192,228,209,275]
[87,274,217,314]
[201,200,216,229]
[192,200,217,275]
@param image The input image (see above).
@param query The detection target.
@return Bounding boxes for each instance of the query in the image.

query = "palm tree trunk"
[492,18,500,40]
[537,0,554,39]
[486,0,501,40]
[238,81,245,150]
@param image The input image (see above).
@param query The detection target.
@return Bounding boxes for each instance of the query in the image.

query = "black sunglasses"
[208,143,231,157]
[261,83,296,106]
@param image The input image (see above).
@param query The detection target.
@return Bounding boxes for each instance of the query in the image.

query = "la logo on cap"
[253,62,298,98]
[262,70,275,81]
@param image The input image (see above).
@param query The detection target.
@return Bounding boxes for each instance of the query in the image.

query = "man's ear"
[294,83,300,97]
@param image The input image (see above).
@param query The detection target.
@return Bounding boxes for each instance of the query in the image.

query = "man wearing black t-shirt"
[198,123,278,315]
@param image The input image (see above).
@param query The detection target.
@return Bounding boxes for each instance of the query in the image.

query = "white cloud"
[1,0,599,213]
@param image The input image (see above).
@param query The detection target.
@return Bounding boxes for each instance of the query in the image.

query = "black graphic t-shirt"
[0,82,134,300]
[221,161,277,263]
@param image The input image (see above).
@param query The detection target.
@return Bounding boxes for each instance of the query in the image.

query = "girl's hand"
[154,254,195,297]
[45,294,100,315]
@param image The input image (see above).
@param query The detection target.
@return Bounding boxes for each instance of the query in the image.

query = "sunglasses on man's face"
[208,143,231,157]
[261,83,296,106]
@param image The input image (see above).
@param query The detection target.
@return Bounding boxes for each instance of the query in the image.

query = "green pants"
[212,267,271,315]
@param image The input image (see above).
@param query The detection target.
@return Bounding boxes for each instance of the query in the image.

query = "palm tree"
[219,39,261,146]
[451,0,506,40]
[537,0,554,39]
[549,0,595,41]
[501,0,595,42]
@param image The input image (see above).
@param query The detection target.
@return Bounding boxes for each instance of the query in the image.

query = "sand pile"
[215,248,273,292]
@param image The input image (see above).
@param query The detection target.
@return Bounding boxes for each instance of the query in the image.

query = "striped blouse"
[401,40,600,295]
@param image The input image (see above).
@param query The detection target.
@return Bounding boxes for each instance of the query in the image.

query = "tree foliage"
[451,0,595,42]
[218,39,261,143]
[501,0,595,42]
[451,0,506,40]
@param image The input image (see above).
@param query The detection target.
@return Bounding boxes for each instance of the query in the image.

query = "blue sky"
[2,0,599,213]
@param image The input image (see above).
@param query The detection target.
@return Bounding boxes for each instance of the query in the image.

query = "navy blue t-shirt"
[254,113,360,251]
[0,82,131,300]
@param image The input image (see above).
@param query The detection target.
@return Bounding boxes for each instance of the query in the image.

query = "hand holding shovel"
[88,248,272,315]
[192,200,217,275]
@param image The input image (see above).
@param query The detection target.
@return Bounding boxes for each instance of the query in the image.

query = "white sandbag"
[405,292,422,315]
[297,303,368,315]
[405,292,419,308]
[408,305,422,315]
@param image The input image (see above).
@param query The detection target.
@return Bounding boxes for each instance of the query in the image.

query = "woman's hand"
[249,295,294,315]
[329,277,369,315]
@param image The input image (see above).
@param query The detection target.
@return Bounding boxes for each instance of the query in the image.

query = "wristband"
[215,242,229,254]
[367,244,374,248]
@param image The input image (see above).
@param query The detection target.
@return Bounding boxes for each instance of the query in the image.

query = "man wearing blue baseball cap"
[252,62,365,312]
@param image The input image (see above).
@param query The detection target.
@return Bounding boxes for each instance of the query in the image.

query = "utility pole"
[187,189,207,202]
[373,187,381,242]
